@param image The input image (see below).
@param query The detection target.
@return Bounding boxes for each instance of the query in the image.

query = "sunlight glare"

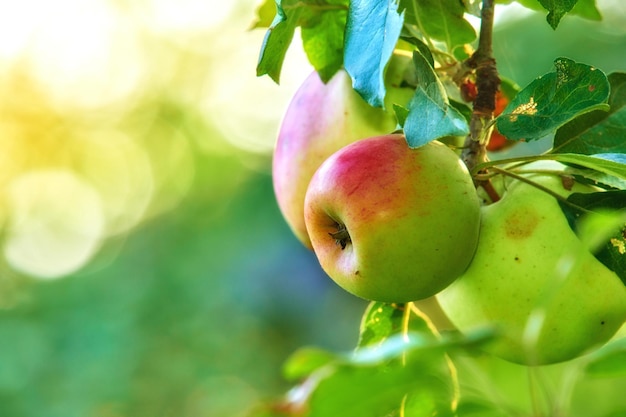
[3,170,106,280]
[26,0,145,109]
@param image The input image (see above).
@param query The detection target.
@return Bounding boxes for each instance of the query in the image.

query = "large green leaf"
[496,58,610,141]
[403,51,469,148]
[400,0,476,51]
[257,1,349,83]
[308,336,455,417]
[344,0,404,107]
[553,73,626,155]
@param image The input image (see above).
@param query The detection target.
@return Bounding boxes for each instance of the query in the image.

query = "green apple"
[272,55,415,248]
[304,134,481,302]
[437,168,626,365]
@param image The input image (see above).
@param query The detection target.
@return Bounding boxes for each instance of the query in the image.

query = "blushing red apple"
[303,134,481,302]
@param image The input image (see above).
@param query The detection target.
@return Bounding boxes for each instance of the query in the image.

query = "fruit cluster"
[272,67,626,366]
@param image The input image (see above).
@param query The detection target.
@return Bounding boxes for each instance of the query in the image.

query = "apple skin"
[304,134,481,303]
[437,171,626,365]
[272,57,415,248]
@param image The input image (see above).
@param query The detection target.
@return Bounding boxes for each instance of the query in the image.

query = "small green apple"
[304,134,481,302]
[437,169,626,365]
[272,55,415,248]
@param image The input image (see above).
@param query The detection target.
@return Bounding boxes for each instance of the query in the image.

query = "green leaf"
[404,50,469,148]
[344,0,404,107]
[272,329,494,417]
[553,73,626,155]
[283,347,338,380]
[514,0,601,23]
[309,335,456,417]
[545,153,626,180]
[398,32,434,67]
[558,192,626,284]
[257,1,349,83]
[358,302,406,348]
[393,104,410,127]
[358,302,435,348]
[257,2,301,83]
[307,357,451,417]
[449,99,473,124]
[250,0,277,28]
[496,58,610,142]
[539,0,579,29]
[301,4,347,82]
[400,0,476,51]
[584,337,626,377]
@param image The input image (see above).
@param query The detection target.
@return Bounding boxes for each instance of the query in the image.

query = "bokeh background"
[0,1,624,416]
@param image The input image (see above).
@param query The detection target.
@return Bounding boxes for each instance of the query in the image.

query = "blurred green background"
[0,1,624,416]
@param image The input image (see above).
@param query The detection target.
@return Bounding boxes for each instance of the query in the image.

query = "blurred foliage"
[0,1,624,417]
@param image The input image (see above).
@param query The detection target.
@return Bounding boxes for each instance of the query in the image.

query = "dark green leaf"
[496,58,610,141]
[584,337,626,377]
[400,0,476,51]
[553,73,626,155]
[404,51,469,148]
[344,0,404,107]
[539,0,579,29]
[515,0,601,22]
[558,191,626,283]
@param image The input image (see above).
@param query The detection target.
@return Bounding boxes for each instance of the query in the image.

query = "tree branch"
[462,0,501,176]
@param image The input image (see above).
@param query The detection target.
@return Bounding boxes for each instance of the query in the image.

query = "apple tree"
[253,0,626,416]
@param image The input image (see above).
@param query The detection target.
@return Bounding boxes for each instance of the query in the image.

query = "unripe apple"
[304,134,481,302]
[272,56,415,248]
[437,169,626,365]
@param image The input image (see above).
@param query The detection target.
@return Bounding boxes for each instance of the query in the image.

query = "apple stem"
[462,0,501,189]
[329,224,351,250]
[481,180,501,203]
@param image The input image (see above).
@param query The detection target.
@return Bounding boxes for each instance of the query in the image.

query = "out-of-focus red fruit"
[460,80,478,103]
[487,90,517,152]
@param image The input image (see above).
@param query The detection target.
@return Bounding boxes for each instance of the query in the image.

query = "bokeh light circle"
[3,169,106,279]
